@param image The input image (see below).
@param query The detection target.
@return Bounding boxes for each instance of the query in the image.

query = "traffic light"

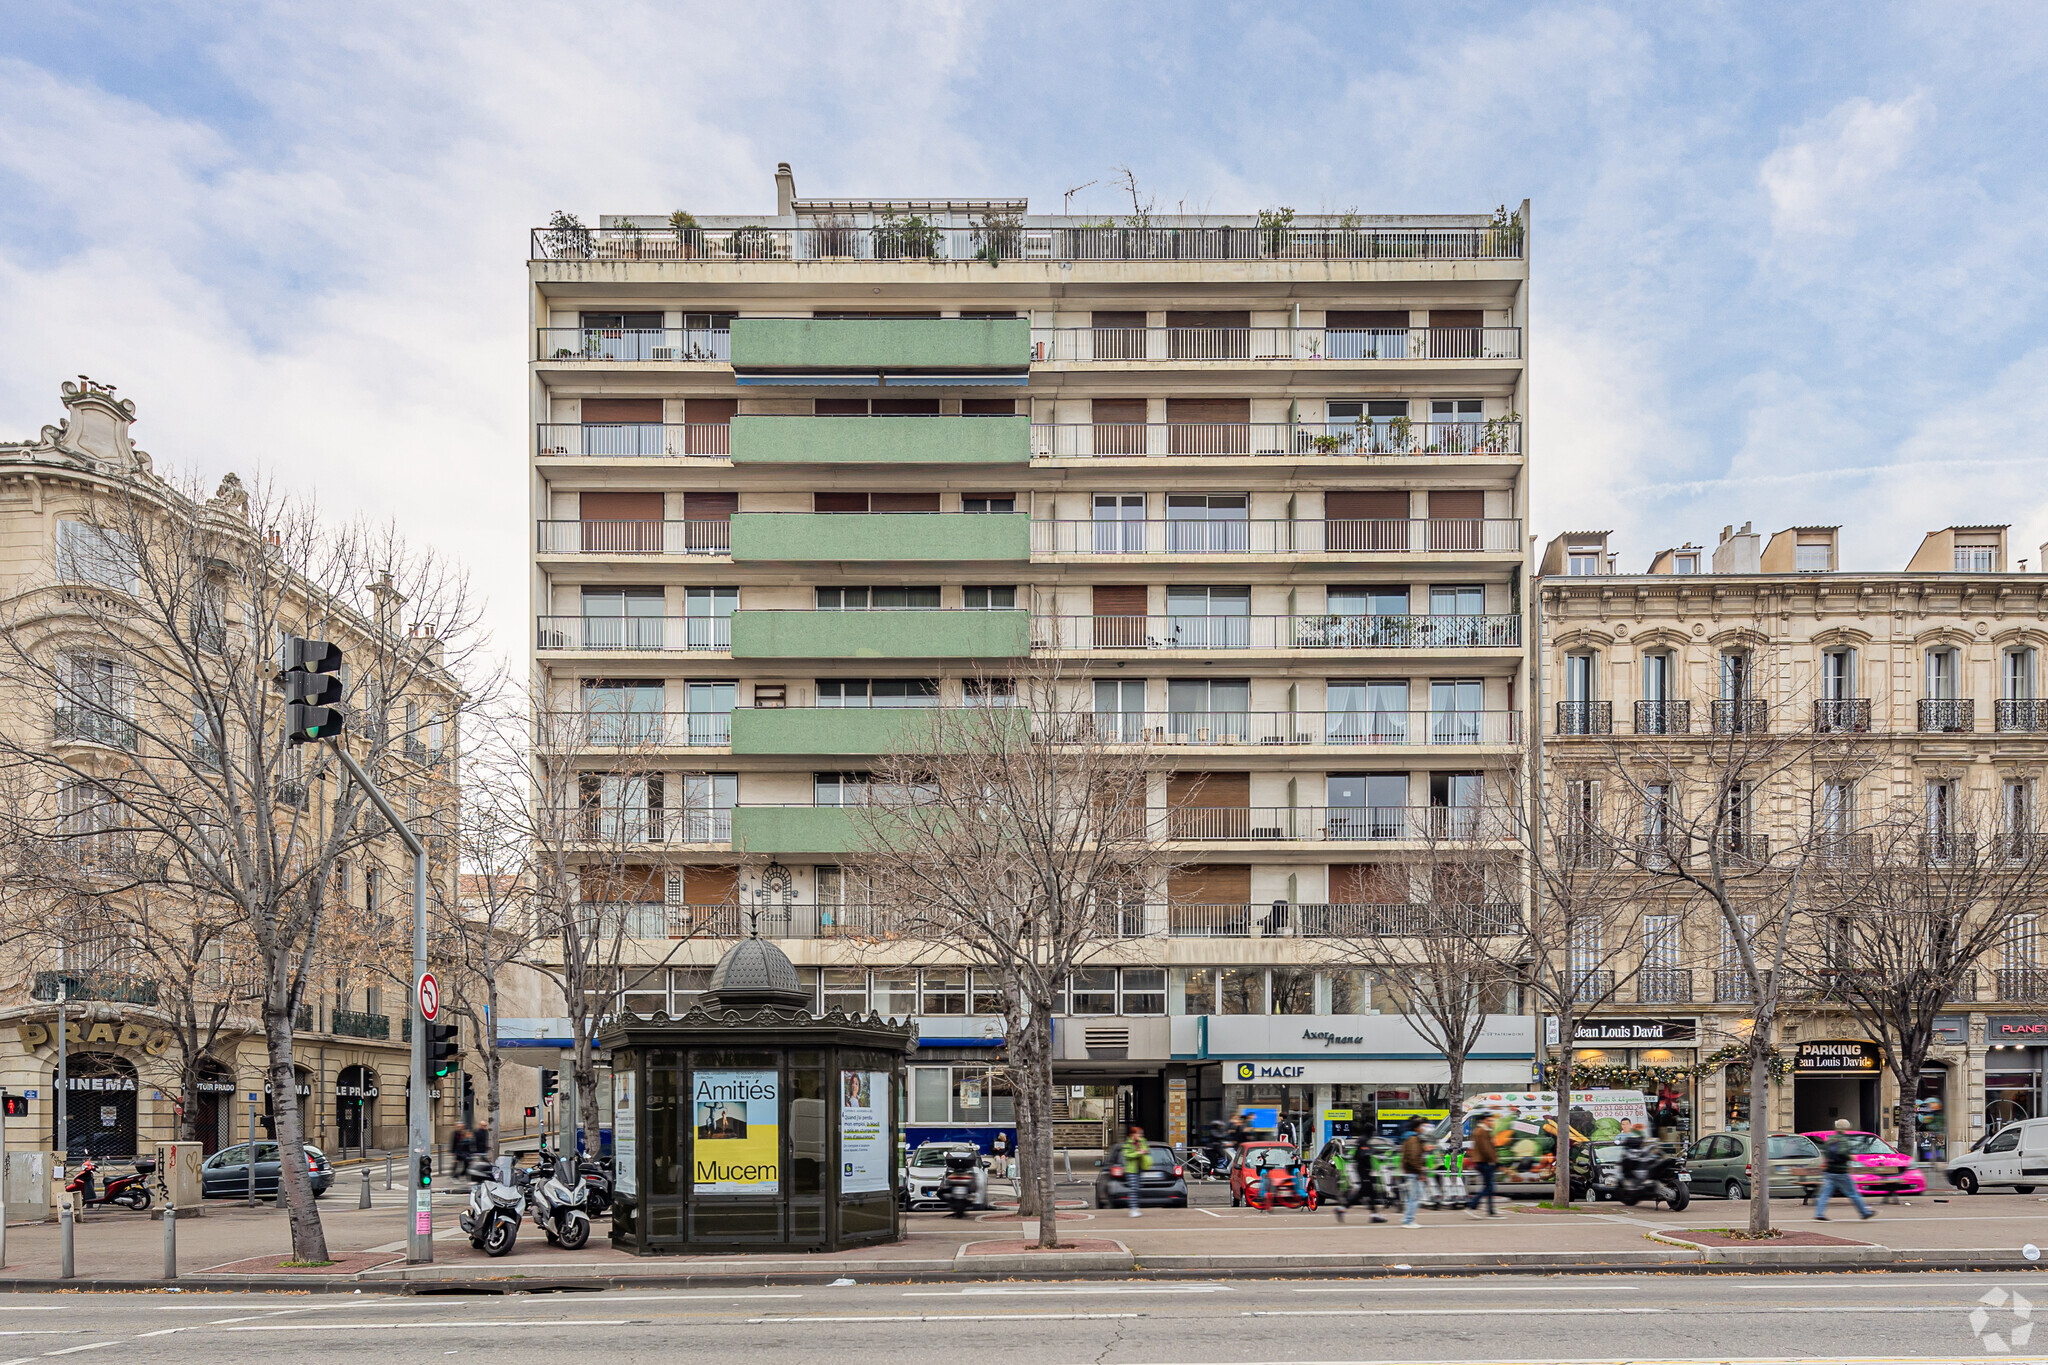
[426,1022,460,1078]
[417,1153,432,1189]
[0,1094,22,1118]
[540,1068,558,1103]
[283,636,345,745]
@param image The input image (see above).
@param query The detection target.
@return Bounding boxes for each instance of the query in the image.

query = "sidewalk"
[6,1188,2045,1291]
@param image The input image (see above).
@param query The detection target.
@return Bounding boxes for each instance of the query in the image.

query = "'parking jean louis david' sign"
[692,1070,779,1194]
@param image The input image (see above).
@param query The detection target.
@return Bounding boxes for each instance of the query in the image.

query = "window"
[1430,397,1484,450]
[56,521,137,591]
[1165,586,1251,648]
[815,772,871,806]
[817,678,938,708]
[2005,779,2032,840]
[2007,917,2039,970]
[1567,552,1600,576]
[1955,542,1997,572]
[1672,553,1699,574]
[58,653,132,748]
[583,680,663,745]
[1643,916,1680,969]
[1179,968,1217,1015]
[1721,914,1757,971]
[1720,650,1750,699]
[1822,648,1855,701]
[1328,773,1409,839]
[920,968,967,1015]
[871,969,917,1019]
[964,677,1017,706]
[1095,678,1147,740]
[1430,679,1482,743]
[1167,678,1249,740]
[1327,399,1410,450]
[1165,494,1249,554]
[1820,781,1856,840]
[1795,541,1832,572]
[1120,968,1165,1015]
[960,495,1015,514]
[1068,968,1117,1015]
[1218,967,1266,1015]
[1091,494,1147,554]
[1641,652,1672,701]
[971,970,1003,1015]
[2007,648,2038,701]
[192,582,227,653]
[1430,584,1485,616]
[684,681,734,745]
[1925,779,1958,860]
[815,586,941,610]
[963,585,1016,610]
[581,587,667,650]
[1328,680,1408,744]
[1926,647,1961,700]
[1723,780,1754,855]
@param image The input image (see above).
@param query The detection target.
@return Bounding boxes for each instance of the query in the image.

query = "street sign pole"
[328,741,432,1265]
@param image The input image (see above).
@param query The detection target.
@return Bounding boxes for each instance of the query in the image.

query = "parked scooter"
[458,1157,527,1256]
[527,1156,593,1248]
[941,1151,980,1218]
[1613,1138,1691,1211]
[64,1156,156,1211]
[575,1155,614,1217]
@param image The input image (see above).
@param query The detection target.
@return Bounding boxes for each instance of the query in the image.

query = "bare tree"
[853,660,1170,1249]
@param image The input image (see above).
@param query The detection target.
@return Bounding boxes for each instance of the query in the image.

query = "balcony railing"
[537,520,732,556]
[557,809,737,844]
[1634,700,1690,735]
[536,327,729,362]
[1031,420,1521,460]
[1030,326,1522,363]
[1813,699,1872,734]
[1999,968,2048,1001]
[1920,829,1977,865]
[1816,832,1874,867]
[1307,901,1520,937]
[537,616,731,652]
[1920,699,1975,733]
[1710,699,1768,734]
[53,707,138,751]
[331,1010,390,1040]
[1568,969,1615,1004]
[32,970,159,1006]
[1555,701,1611,736]
[1033,613,1520,651]
[1998,699,2048,733]
[532,222,1528,265]
[551,712,734,748]
[1719,833,1770,865]
[538,422,730,458]
[1087,709,1520,747]
[1030,517,1523,556]
[1160,805,1495,842]
[1637,967,1693,1004]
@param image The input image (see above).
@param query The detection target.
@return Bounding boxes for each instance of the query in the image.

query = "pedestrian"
[1332,1134,1388,1224]
[1398,1117,1429,1228]
[1465,1113,1500,1218]
[470,1120,492,1175]
[449,1124,472,1178]
[1815,1119,1876,1221]
[1118,1124,1152,1218]
[991,1130,1010,1179]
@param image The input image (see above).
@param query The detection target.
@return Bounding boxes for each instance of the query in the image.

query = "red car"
[1228,1141,1303,1208]
[1799,1129,1927,1197]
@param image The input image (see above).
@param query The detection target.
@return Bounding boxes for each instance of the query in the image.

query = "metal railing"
[1031,326,1522,363]
[1816,833,1874,867]
[536,616,732,652]
[1998,699,2048,733]
[1030,517,1523,556]
[1637,968,1693,1004]
[1555,700,1611,736]
[531,222,1528,265]
[332,1010,390,1040]
[1710,699,1768,734]
[555,809,736,844]
[1086,709,1519,747]
[1950,971,1979,1004]
[1307,902,1520,937]
[1919,699,1975,733]
[536,327,730,361]
[1031,420,1521,459]
[1634,700,1690,735]
[1920,829,1977,865]
[549,712,735,748]
[1158,805,1495,842]
[1813,699,1872,734]
[538,423,731,458]
[1714,969,1756,1003]
[32,970,159,1006]
[1998,968,2048,1001]
[538,520,733,555]
[1568,970,1615,1004]
[53,707,138,751]
[1719,833,1771,864]
[1033,613,1521,651]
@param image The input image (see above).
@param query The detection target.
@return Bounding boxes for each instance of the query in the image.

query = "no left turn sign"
[418,971,439,1021]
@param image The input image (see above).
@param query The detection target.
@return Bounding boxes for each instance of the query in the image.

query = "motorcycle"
[941,1151,979,1218]
[1613,1139,1690,1211]
[575,1155,614,1217]
[458,1158,527,1257]
[64,1156,156,1211]
[526,1156,592,1249]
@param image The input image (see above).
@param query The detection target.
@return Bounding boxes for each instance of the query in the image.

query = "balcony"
[1031,419,1521,460]
[1719,833,1771,865]
[1160,805,1496,843]
[1710,699,1768,734]
[1920,829,1977,865]
[1714,969,1755,1003]
[1555,701,1611,736]
[1816,832,1874,867]
[731,706,1026,756]
[1813,699,1872,734]
[1919,699,1975,734]
[731,415,1029,466]
[537,422,729,458]
[1030,517,1523,557]
[1087,709,1520,747]
[1634,700,1690,735]
[730,316,1029,371]
[1029,326,1521,364]
[1568,969,1615,1004]
[54,707,138,751]
[536,327,728,362]
[331,1010,390,1040]
[32,969,158,1006]
[556,808,735,845]
[1303,901,1520,937]
[538,521,731,556]
[731,512,1029,563]
[1998,699,2048,733]
[1636,968,1694,1004]
[531,221,1528,265]
[555,712,734,749]
[730,608,1030,660]
[1998,968,2048,1001]
[536,616,731,653]
[1033,613,1520,652]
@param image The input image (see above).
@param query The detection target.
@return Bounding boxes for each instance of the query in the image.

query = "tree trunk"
[1445,1049,1468,1129]
[572,1029,600,1155]
[484,984,503,1160]
[1013,1071,1041,1219]
[177,1051,200,1144]
[1551,1046,1575,1207]
[1893,1055,1921,1164]
[261,992,328,1262]
[1747,1041,1773,1235]
[1018,1002,1060,1249]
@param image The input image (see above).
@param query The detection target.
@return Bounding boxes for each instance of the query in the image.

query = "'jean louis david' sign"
[1572,1018,1697,1044]
[1796,1040,1880,1072]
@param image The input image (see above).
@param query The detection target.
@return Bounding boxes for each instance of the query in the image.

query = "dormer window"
[1672,553,1698,574]
[1567,552,1600,576]
[1795,541,1832,572]
[1956,541,1997,571]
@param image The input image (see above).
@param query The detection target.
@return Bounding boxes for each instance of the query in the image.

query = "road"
[5,1272,2045,1363]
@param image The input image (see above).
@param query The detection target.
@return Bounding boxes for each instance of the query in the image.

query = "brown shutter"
[684,492,737,520]
[582,864,662,903]
[682,399,735,456]
[1427,490,1485,551]
[1165,310,1249,361]
[579,491,664,554]
[582,399,662,423]
[1090,312,1146,362]
[1168,772,1247,839]
[1165,397,1250,455]
[681,865,738,905]
[813,399,869,417]
[871,398,941,416]
[814,492,869,513]
[1331,863,1408,904]
[1326,311,1408,329]
[684,492,737,553]
[1428,310,1482,359]
[961,399,1016,415]
[1091,398,1148,456]
[871,491,941,513]
[1091,585,1149,648]
[1168,864,1252,934]
[1326,490,1411,551]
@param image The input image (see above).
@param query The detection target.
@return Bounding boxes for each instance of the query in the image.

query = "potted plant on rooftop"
[669,210,700,260]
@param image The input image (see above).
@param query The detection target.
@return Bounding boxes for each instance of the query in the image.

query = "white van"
[1944,1117,2048,1194]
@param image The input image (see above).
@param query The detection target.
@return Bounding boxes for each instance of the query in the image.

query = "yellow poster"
[692,1070,779,1194]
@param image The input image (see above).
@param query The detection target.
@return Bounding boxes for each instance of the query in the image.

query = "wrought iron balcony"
[1998,699,2048,733]
[1999,968,2048,1001]
[1816,832,1873,867]
[1634,700,1690,735]
[1568,969,1615,1004]
[1555,700,1611,736]
[1715,969,1757,1002]
[1813,699,1871,734]
[53,707,138,751]
[331,1010,391,1040]
[1637,968,1693,1004]
[1918,699,1975,733]
[32,970,158,1006]
[1710,699,1768,734]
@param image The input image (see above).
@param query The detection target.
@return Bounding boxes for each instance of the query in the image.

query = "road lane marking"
[904,1287,1230,1296]
[1291,1283,1648,1293]
[216,1321,633,1332]
[589,1294,803,1302]
[1245,1307,1667,1317]
[41,1347,117,1358]
[748,1313,1144,1323]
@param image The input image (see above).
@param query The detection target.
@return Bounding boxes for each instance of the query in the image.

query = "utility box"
[2,1151,50,1224]
[154,1141,203,1214]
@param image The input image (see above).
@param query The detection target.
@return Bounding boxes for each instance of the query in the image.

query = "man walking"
[1465,1112,1500,1218]
[448,1123,471,1178]
[1815,1119,1876,1221]
[1398,1117,1430,1227]
[1331,1134,1387,1224]
[1119,1124,1152,1218]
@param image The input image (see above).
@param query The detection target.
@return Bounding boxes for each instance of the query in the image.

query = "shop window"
[911,1067,950,1123]
[921,968,967,1015]
[952,1067,991,1123]
[1219,967,1266,1014]
[871,969,917,1019]
[1327,970,1369,1013]
[1069,968,1118,1015]
[1271,968,1316,1015]
[1120,968,1165,1015]
[822,967,867,1015]
[1179,968,1217,1015]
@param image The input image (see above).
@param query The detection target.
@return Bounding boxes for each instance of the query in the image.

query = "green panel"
[729,416,1029,465]
[731,707,1029,755]
[730,609,1029,659]
[730,317,1029,370]
[730,513,1027,563]
[730,805,866,856]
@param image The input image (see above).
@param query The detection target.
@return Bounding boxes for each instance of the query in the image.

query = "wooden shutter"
[582,399,662,423]
[682,399,735,456]
[1168,772,1248,839]
[684,492,737,553]
[1168,865,1252,934]
[1091,585,1149,648]
[871,398,941,416]
[1428,310,1482,359]
[1165,310,1249,361]
[814,492,869,513]
[684,492,737,520]
[1090,311,1146,362]
[961,399,1016,415]
[813,399,869,417]
[871,491,941,513]
[1331,863,1408,904]
[1325,490,1410,551]
[1091,398,1148,456]
[682,865,738,904]
[1427,490,1485,551]
[579,491,663,554]
[1165,397,1250,455]
[583,864,663,903]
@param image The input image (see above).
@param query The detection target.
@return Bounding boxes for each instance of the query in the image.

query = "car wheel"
[1955,1170,1980,1195]
[2017,1185,2036,1195]
[1095,1194,1105,1209]
[1726,1180,1746,1202]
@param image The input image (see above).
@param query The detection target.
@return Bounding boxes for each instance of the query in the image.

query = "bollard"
[384,1154,393,1190]
[360,1168,372,1209]
[163,1203,177,1281]
[59,1200,73,1281]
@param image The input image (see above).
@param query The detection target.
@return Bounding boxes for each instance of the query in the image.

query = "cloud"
[1760,92,1930,235]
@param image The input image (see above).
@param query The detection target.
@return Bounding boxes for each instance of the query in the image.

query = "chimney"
[1721,525,1733,544]
[775,162,796,218]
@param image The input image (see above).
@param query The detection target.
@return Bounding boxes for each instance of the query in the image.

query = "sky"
[4,1,2047,657]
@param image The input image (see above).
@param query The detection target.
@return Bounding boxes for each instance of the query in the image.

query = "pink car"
[1800,1130,1926,1196]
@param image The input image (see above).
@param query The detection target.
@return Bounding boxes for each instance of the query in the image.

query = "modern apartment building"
[1538,521,2048,1158]
[527,166,1533,1149]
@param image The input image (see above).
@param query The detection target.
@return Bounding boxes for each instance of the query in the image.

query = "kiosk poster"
[613,1070,637,1197]
[839,1071,890,1194]
[692,1070,779,1194]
